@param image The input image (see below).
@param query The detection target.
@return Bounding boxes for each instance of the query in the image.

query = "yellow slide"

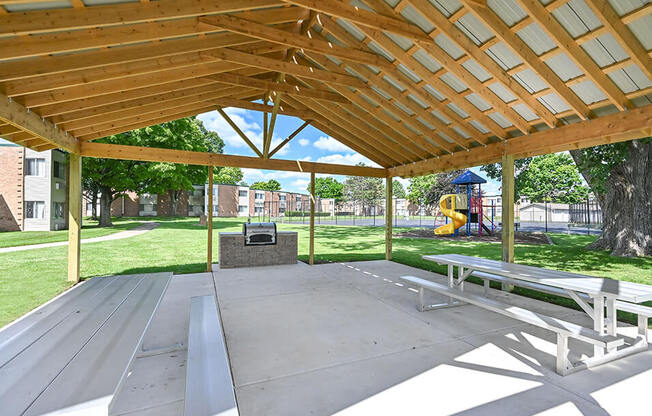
[434,194,467,235]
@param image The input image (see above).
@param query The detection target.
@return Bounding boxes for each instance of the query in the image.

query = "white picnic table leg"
[484,279,490,296]
[447,264,454,305]
[458,266,465,291]
[593,295,605,358]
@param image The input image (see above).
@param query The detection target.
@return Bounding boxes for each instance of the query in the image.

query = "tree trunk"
[91,190,98,220]
[570,140,651,257]
[98,186,113,227]
[168,190,179,217]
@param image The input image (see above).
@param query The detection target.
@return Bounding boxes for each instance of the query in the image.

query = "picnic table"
[401,254,651,375]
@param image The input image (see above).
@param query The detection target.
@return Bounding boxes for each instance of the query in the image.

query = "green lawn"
[0,216,650,328]
[0,217,143,248]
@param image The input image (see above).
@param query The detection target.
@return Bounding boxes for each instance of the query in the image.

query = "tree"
[407,171,463,206]
[570,139,650,257]
[343,164,384,214]
[250,179,281,191]
[517,154,588,204]
[392,179,406,199]
[481,154,588,203]
[137,119,217,216]
[214,167,244,185]
[310,177,344,201]
[82,117,222,226]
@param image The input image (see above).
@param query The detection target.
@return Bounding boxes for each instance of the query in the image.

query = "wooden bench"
[184,295,238,416]
[472,271,651,342]
[400,275,625,375]
[0,272,172,415]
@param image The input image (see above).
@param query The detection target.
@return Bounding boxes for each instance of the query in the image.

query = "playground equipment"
[434,170,497,236]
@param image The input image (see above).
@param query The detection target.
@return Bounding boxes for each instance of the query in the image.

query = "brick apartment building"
[0,144,68,231]
[88,184,313,220]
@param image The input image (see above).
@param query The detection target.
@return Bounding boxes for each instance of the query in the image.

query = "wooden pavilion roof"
[0,0,650,177]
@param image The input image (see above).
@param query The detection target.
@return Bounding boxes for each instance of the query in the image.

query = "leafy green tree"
[570,139,650,256]
[83,118,222,226]
[214,167,244,185]
[392,179,406,199]
[250,179,281,191]
[343,164,384,214]
[310,177,344,201]
[407,171,463,206]
[517,154,588,204]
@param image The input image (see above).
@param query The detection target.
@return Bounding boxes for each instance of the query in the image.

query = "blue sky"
[197,108,502,196]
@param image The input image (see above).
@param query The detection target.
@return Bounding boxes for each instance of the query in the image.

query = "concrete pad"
[221,286,455,386]
[141,273,214,351]
[213,263,342,303]
[236,340,606,416]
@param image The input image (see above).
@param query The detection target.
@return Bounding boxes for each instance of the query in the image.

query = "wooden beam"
[309,171,315,265]
[67,153,82,283]
[199,13,393,69]
[583,0,652,82]
[203,73,348,102]
[0,0,283,36]
[269,120,310,157]
[215,106,264,158]
[80,142,389,177]
[207,165,213,272]
[385,176,393,261]
[389,104,652,176]
[515,0,629,111]
[501,154,514,263]
[0,92,79,153]
[202,48,369,89]
[281,0,432,42]
[264,91,282,158]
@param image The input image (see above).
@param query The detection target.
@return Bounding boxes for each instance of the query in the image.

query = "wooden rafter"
[216,106,264,158]
[268,120,311,158]
[515,0,629,111]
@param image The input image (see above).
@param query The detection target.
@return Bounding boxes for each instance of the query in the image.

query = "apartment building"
[0,144,68,231]
[101,183,311,219]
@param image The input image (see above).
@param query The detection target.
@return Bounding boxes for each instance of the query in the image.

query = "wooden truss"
[0,0,650,177]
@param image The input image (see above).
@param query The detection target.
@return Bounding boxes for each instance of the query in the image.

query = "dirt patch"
[395,229,552,245]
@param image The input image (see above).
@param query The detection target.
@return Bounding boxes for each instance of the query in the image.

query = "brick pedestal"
[218,231,298,268]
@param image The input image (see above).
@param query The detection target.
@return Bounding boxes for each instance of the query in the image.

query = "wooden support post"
[501,154,514,290]
[67,153,82,283]
[207,165,213,272]
[385,176,392,260]
[309,172,316,265]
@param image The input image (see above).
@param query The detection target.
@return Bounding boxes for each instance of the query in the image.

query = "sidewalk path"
[0,222,159,254]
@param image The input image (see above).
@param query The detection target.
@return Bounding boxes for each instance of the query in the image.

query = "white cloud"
[316,153,380,167]
[298,138,310,147]
[313,136,352,152]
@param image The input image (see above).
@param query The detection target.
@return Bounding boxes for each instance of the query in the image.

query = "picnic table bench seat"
[400,276,624,375]
[0,272,172,416]
[184,295,238,416]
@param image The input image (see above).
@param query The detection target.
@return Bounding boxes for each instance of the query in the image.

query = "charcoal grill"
[242,222,277,246]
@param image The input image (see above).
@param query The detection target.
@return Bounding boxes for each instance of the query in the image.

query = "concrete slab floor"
[111,261,651,416]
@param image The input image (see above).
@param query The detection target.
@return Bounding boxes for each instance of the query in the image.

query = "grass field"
[0,217,650,328]
[0,217,143,248]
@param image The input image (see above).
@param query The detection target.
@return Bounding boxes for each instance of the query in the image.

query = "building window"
[53,161,65,179]
[255,192,264,200]
[254,206,263,213]
[238,205,247,213]
[53,202,64,218]
[25,158,45,176]
[25,201,45,219]
[238,190,248,197]
[279,195,286,201]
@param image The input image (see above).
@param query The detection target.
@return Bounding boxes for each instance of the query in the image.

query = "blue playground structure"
[436,170,497,236]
